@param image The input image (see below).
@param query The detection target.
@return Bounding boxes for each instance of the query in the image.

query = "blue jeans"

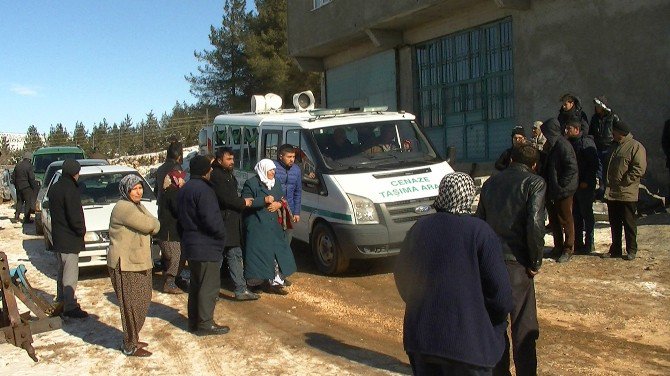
[225,247,246,295]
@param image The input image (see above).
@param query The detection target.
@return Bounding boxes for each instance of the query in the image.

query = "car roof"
[46,159,109,169]
[33,146,85,155]
[212,111,415,130]
[75,165,141,175]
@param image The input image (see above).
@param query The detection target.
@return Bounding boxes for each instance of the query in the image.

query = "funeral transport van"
[199,91,454,274]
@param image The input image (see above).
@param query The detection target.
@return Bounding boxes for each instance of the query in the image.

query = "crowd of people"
[396,93,655,376]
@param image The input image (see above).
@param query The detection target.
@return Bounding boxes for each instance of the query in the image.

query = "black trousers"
[606,200,637,255]
[573,188,595,247]
[15,187,34,221]
[188,260,222,329]
[408,353,492,376]
[494,261,538,376]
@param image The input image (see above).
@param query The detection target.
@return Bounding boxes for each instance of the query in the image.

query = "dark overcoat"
[210,161,246,248]
[47,174,86,252]
[241,176,296,280]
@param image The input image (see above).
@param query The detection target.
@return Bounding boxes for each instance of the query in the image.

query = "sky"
[0,1,254,135]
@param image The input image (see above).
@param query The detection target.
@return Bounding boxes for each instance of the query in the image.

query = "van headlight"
[84,232,101,243]
[347,194,379,224]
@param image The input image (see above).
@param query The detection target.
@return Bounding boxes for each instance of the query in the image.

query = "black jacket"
[475,163,546,271]
[558,96,589,134]
[540,118,579,201]
[569,133,599,190]
[177,177,226,262]
[47,175,86,252]
[156,185,180,242]
[153,158,182,199]
[494,148,513,171]
[13,159,37,190]
[589,111,620,151]
[209,161,246,248]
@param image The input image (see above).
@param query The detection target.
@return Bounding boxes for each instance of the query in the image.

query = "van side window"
[262,130,282,160]
[242,127,258,171]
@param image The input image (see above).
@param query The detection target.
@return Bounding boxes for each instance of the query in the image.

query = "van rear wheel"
[311,223,349,275]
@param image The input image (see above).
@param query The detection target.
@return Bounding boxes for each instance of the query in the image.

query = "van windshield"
[34,153,85,174]
[310,120,441,172]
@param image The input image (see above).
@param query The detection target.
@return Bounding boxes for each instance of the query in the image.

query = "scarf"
[254,159,276,190]
[119,174,144,202]
[163,170,186,190]
[433,172,476,215]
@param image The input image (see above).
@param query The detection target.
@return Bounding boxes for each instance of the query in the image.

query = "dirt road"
[0,201,668,375]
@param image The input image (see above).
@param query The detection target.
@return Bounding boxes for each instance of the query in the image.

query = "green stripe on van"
[301,205,352,222]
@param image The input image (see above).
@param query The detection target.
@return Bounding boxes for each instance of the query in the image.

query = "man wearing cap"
[601,121,646,260]
[529,121,547,152]
[12,151,38,223]
[178,155,230,335]
[566,121,599,254]
[588,96,620,199]
[47,159,88,318]
[495,126,527,171]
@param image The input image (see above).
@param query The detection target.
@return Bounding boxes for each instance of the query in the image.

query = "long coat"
[210,161,246,248]
[47,174,86,252]
[241,176,296,280]
[605,133,647,202]
[156,185,180,242]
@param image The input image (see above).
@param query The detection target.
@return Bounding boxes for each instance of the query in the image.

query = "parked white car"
[41,165,159,268]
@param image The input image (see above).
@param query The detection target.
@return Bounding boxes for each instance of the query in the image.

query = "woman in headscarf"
[241,159,297,295]
[394,172,513,375]
[156,170,186,294]
[108,174,160,357]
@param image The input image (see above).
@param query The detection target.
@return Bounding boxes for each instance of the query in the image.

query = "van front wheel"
[311,223,349,275]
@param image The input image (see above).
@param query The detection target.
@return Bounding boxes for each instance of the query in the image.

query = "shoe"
[63,307,89,319]
[282,279,292,287]
[235,290,260,301]
[600,252,622,259]
[137,341,148,349]
[264,285,289,295]
[122,346,152,357]
[10,218,19,224]
[557,252,572,263]
[248,284,264,294]
[163,277,183,294]
[196,323,230,336]
[175,277,190,292]
[623,253,636,261]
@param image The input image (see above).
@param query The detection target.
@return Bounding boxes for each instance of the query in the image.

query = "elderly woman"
[394,172,513,375]
[156,170,186,294]
[108,174,160,357]
[242,159,297,295]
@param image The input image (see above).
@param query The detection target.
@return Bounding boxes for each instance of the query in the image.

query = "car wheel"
[311,222,349,275]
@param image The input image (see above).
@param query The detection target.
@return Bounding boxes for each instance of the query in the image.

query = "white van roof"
[212,110,416,130]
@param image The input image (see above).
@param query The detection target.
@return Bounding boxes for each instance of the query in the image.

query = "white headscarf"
[255,159,276,190]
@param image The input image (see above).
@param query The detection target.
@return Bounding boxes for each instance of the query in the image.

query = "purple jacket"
[273,160,302,215]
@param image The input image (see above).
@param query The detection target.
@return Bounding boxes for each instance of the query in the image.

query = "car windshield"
[44,160,107,188]
[310,120,441,172]
[78,172,155,205]
[34,153,85,174]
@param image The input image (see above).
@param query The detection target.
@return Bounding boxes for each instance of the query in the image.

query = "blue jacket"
[273,160,302,215]
[395,213,513,368]
[177,177,226,262]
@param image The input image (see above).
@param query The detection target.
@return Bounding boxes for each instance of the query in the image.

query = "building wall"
[289,0,670,193]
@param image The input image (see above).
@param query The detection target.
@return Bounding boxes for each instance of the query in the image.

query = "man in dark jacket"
[495,126,527,171]
[662,119,670,207]
[12,151,38,223]
[566,121,599,254]
[178,155,229,335]
[540,118,579,263]
[210,147,257,301]
[154,141,183,200]
[557,93,589,134]
[274,144,303,245]
[396,172,513,375]
[47,159,88,318]
[476,145,546,376]
[588,96,620,199]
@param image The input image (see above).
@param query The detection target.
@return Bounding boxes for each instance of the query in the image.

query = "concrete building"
[0,133,27,151]
[288,0,670,194]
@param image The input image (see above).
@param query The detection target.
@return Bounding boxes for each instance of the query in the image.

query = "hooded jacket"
[589,111,620,151]
[540,118,578,201]
[568,132,599,190]
[47,174,86,252]
[13,158,37,190]
[605,133,647,202]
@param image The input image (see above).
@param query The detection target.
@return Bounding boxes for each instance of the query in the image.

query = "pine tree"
[245,0,321,102]
[24,125,45,151]
[72,121,89,151]
[186,0,251,112]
